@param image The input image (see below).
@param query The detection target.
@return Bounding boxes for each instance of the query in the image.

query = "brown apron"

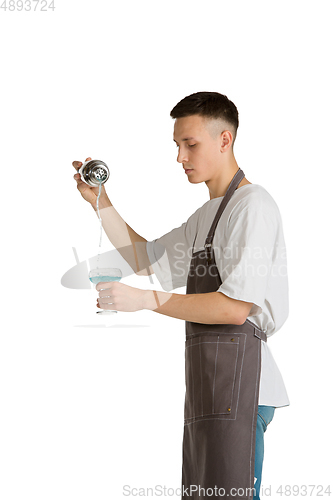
[182,168,267,500]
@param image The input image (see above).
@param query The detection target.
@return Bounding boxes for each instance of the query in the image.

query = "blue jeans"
[254,405,275,499]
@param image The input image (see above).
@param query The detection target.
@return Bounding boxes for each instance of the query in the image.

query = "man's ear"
[220,130,233,152]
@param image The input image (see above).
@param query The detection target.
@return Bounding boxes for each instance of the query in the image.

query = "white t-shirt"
[146,184,290,408]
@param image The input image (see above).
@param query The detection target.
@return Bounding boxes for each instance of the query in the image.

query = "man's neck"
[207,161,251,199]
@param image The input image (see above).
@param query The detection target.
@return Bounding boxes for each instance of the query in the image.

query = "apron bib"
[182,169,267,500]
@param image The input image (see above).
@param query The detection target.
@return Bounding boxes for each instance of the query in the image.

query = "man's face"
[173,115,227,183]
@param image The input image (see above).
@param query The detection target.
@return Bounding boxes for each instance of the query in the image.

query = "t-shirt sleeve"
[146,209,200,291]
[216,207,277,316]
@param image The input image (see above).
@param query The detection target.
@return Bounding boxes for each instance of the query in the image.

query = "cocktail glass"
[88,267,122,314]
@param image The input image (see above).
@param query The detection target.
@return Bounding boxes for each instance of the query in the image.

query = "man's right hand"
[72,157,110,210]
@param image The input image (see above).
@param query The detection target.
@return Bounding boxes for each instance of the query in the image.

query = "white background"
[1,1,332,499]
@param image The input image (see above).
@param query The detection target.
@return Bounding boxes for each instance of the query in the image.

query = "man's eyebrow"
[173,137,196,143]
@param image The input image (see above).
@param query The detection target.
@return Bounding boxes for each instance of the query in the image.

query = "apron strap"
[249,320,268,342]
[254,330,268,342]
[205,168,245,265]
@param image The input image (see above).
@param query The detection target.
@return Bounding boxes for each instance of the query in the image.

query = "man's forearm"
[94,197,153,276]
[143,289,253,325]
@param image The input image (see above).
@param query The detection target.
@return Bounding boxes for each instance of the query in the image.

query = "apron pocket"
[184,334,243,422]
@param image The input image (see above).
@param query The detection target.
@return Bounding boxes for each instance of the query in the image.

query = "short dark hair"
[170,91,239,146]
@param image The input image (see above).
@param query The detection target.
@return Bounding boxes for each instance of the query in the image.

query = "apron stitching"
[185,416,237,424]
[199,341,203,418]
[229,343,239,412]
[185,411,239,420]
[233,333,246,417]
[185,340,239,348]
[212,336,219,414]
[190,337,194,421]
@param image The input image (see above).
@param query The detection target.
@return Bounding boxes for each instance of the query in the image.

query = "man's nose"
[177,148,188,163]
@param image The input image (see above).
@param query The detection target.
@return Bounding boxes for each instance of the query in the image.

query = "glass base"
[96,310,117,314]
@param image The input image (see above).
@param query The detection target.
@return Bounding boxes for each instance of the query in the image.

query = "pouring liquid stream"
[96,180,103,267]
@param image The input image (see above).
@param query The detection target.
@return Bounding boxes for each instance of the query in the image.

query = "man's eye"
[188,144,196,148]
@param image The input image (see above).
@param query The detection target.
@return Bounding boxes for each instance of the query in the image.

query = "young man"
[73,91,289,499]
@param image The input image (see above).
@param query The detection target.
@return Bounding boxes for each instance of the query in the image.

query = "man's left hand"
[96,281,148,312]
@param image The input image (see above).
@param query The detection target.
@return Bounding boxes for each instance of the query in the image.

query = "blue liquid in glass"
[89,276,121,285]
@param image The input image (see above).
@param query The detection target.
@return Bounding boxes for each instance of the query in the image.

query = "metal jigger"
[78,160,110,186]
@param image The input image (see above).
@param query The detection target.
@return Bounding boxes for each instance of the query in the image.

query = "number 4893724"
[0,0,55,10]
